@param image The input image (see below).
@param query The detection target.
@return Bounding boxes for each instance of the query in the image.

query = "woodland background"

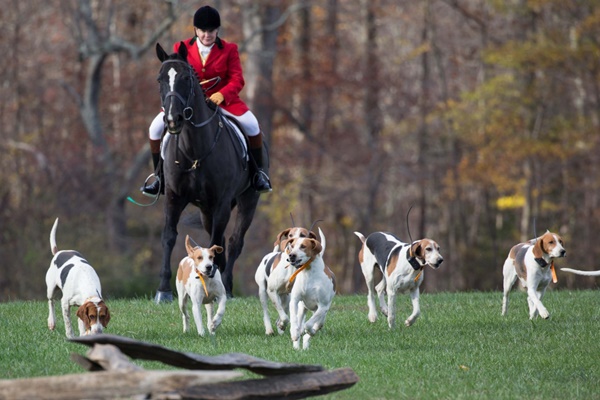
[2,0,600,301]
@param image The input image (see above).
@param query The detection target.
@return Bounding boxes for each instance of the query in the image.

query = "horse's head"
[156,42,202,134]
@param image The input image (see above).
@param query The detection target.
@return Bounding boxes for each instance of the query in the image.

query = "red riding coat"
[174,37,249,116]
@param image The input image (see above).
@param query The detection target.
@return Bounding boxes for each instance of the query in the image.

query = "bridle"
[158,58,227,172]
[160,59,220,131]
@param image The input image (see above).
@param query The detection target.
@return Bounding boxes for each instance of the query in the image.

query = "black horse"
[153,42,261,302]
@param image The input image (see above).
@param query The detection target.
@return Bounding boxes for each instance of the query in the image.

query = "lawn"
[1,291,598,399]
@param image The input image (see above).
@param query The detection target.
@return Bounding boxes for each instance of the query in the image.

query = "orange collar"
[195,270,209,296]
[550,261,558,283]
[287,258,314,285]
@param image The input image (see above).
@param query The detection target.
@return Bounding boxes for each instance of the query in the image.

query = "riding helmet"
[194,6,221,30]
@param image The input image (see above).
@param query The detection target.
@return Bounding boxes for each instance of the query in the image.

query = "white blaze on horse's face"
[167,67,177,122]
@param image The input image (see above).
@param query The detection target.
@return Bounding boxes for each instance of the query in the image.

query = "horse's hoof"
[154,291,173,304]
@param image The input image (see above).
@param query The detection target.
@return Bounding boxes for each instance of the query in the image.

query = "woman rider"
[142,5,272,195]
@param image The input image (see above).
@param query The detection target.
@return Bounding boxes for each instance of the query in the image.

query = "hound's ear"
[308,231,318,240]
[311,239,323,255]
[156,43,169,62]
[76,304,89,323]
[284,238,296,251]
[410,242,422,258]
[185,235,195,256]
[103,304,111,326]
[210,245,224,254]
[278,239,290,251]
[275,229,292,247]
[532,237,545,258]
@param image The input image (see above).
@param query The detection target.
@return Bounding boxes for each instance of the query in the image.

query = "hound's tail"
[318,227,327,255]
[560,268,600,277]
[50,217,59,255]
[354,231,366,244]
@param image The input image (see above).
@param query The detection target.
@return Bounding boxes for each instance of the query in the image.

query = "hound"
[255,227,320,335]
[176,236,226,336]
[560,268,600,277]
[354,231,444,329]
[502,231,566,319]
[286,228,335,350]
[45,218,110,338]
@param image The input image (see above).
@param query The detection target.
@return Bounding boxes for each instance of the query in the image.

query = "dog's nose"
[289,254,297,263]
[560,250,566,257]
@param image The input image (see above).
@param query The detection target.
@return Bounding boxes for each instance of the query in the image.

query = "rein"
[173,119,224,173]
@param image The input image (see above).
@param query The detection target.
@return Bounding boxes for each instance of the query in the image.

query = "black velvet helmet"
[193,6,221,30]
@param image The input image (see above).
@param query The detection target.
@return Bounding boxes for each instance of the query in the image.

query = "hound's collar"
[534,257,548,268]
[195,270,209,296]
[407,248,422,271]
[285,257,315,293]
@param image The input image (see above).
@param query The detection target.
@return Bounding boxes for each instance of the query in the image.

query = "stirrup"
[253,170,272,193]
[140,174,162,197]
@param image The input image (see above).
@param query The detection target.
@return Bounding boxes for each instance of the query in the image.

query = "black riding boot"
[141,152,164,197]
[250,147,272,193]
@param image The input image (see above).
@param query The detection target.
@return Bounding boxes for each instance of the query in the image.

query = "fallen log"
[181,367,360,400]
[0,335,358,399]
[71,334,323,375]
[0,369,242,400]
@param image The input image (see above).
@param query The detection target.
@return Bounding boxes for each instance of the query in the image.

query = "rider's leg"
[248,133,272,193]
[141,112,165,196]
[222,109,272,193]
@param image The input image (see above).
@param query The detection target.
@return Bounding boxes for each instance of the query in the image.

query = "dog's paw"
[302,333,311,350]
[405,318,414,327]
[368,313,378,323]
[276,317,289,331]
[304,325,316,336]
[539,308,550,319]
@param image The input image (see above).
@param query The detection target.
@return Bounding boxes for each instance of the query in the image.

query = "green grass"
[1,291,599,399]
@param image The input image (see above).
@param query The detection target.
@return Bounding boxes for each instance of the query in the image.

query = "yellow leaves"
[497,195,526,210]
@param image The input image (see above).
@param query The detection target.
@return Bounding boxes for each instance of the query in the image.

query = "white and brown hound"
[502,231,566,319]
[285,228,335,350]
[176,236,226,336]
[45,218,110,338]
[255,227,320,335]
[355,231,444,329]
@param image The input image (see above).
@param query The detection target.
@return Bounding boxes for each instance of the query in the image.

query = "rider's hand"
[209,92,224,106]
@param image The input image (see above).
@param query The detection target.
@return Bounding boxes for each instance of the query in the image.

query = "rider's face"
[195,27,218,47]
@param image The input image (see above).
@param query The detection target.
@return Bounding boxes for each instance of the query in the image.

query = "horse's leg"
[156,196,188,304]
[200,211,226,272]
[207,205,231,282]
[222,192,260,297]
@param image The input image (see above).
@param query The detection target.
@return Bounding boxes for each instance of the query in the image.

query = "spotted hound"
[285,228,336,350]
[355,231,444,329]
[255,227,320,335]
[176,235,226,336]
[502,231,566,319]
[46,218,110,338]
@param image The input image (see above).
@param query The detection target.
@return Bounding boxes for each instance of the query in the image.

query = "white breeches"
[148,109,260,141]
